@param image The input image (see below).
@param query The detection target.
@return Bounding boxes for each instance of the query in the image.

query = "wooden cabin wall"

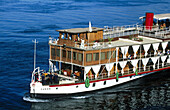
[87,30,103,42]
[50,45,117,66]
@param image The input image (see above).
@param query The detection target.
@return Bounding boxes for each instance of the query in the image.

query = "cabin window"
[93,53,99,61]
[62,50,66,58]
[56,49,60,57]
[78,53,83,62]
[86,53,92,62]
[67,51,71,59]
[101,52,105,60]
[107,51,111,59]
[51,48,55,58]
[113,50,116,58]
[104,81,106,85]
[73,52,77,60]
[92,83,96,87]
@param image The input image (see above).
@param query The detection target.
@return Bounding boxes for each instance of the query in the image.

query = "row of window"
[51,48,116,62]
[51,48,83,62]
[86,51,116,62]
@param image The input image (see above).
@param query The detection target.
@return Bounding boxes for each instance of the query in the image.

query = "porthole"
[76,86,78,88]
[56,88,58,90]
[104,81,106,85]
[92,83,96,87]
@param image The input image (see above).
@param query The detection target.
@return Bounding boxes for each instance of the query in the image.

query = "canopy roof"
[56,27,103,34]
[139,13,170,20]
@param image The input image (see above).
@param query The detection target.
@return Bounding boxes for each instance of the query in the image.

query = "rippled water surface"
[0,0,170,110]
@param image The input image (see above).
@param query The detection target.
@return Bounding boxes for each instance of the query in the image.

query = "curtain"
[92,65,100,74]
[120,46,129,58]
[131,59,139,72]
[85,67,91,74]
[162,42,168,53]
[151,56,159,69]
[142,58,149,71]
[152,43,160,55]
[143,44,151,56]
[119,61,127,74]
[106,63,114,76]
[132,45,140,58]
[161,56,167,67]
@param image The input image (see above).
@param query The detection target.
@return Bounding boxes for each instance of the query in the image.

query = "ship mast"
[32,39,38,70]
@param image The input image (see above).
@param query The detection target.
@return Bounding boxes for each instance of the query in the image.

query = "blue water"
[0,0,170,109]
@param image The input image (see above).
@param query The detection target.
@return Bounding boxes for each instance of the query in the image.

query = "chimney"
[89,21,92,32]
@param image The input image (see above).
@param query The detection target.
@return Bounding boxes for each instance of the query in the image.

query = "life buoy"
[85,77,90,88]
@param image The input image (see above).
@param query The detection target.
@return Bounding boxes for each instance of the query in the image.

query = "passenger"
[167,49,170,55]
[49,73,53,84]
[34,73,38,82]
[163,23,166,29]
[54,73,58,84]
[41,74,45,85]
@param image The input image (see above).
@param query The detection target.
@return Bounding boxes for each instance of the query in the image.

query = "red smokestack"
[145,13,154,30]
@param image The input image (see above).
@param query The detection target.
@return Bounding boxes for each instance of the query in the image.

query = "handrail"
[87,63,170,80]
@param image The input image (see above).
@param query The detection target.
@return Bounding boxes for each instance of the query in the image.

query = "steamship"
[30,13,170,98]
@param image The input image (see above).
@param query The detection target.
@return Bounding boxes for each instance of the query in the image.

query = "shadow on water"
[24,69,170,110]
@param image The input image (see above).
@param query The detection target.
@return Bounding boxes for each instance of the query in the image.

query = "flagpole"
[32,39,38,70]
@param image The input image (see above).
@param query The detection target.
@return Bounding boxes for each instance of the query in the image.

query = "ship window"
[104,81,106,85]
[101,52,105,60]
[62,50,66,58]
[86,53,92,62]
[78,53,83,62]
[56,49,60,57]
[92,83,96,87]
[51,48,55,58]
[113,50,116,58]
[93,53,99,61]
[107,51,111,59]
[67,51,71,59]
[73,52,77,60]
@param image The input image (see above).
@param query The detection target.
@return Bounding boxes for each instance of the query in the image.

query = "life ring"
[85,78,90,88]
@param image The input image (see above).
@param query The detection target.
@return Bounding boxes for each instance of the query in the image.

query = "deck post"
[59,46,61,70]
[71,48,73,74]
[116,47,118,74]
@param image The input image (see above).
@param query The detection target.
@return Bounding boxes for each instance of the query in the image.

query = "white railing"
[138,26,170,38]
[49,25,170,50]
[103,24,139,39]
[87,63,170,81]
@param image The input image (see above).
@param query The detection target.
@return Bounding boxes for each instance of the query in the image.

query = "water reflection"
[30,70,170,110]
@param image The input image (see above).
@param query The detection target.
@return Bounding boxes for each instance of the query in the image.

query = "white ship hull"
[30,67,169,98]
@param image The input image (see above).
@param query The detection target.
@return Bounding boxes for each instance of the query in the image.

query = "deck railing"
[87,63,170,81]
[103,24,139,39]
[49,25,170,50]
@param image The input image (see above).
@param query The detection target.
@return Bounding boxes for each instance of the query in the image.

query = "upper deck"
[49,24,169,51]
